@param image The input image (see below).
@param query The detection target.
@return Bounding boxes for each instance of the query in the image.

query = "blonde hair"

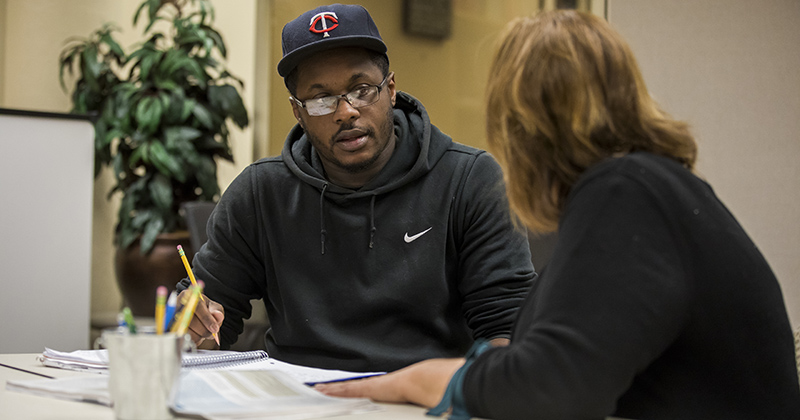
[486,10,697,233]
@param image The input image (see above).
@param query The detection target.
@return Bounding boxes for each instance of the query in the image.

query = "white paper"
[7,370,381,420]
[6,375,111,406]
[171,370,381,419]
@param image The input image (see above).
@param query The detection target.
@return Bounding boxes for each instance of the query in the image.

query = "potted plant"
[59,0,248,315]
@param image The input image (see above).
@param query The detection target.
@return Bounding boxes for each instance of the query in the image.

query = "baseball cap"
[278,4,388,77]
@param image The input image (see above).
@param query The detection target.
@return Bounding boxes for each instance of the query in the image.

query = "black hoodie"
[185,92,536,372]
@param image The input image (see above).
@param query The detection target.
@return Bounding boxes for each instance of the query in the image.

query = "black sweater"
[464,152,800,419]
[180,92,535,372]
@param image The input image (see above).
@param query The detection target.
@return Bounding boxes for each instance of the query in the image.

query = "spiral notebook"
[39,348,270,373]
[38,348,384,385]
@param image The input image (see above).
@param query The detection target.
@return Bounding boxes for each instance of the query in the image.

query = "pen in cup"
[163,290,178,332]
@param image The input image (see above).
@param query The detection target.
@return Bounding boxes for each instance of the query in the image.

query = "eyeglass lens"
[306,87,377,116]
[302,75,389,116]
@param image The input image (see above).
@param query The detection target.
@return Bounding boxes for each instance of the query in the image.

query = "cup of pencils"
[103,327,183,420]
[102,279,204,420]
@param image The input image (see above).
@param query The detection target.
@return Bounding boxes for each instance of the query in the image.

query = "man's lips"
[334,130,369,151]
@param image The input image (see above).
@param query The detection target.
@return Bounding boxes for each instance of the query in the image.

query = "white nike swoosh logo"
[404,227,433,243]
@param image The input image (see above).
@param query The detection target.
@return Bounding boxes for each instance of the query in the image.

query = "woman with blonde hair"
[318,10,800,419]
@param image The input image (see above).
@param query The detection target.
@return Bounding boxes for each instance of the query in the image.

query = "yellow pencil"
[176,245,220,345]
[177,245,204,302]
[171,283,201,336]
[155,286,167,335]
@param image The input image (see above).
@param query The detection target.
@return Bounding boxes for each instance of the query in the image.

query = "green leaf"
[164,126,202,148]
[136,49,163,81]
[159,49,186,78]
[117,192,138,248]
[191,103,215,129]
[80,45,102,90]
[201,25,226,57]
[132,0,149,26]
[58,47,80,91]
[140,216,165,254]
[149,173,173,211]
[129,141,149,166]
[158,92,171,116]
[134,96,163,135]
[208,84,249,128]
[163,92,188,124]
[136,0,163,33]
[155,79,179,91]
[180,99,196,122]
[149,140,187,182]
[130,208,153,230]
[99,31,125,62]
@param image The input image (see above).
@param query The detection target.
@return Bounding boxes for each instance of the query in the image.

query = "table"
[0,353,432,419]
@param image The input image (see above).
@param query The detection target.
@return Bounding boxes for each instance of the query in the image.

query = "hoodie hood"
[281,91,452,254]
[282,91,452,199]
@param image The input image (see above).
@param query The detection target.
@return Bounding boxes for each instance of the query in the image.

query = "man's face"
[290,48,396,179]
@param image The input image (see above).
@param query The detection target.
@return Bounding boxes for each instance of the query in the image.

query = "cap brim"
[278,36,387,77]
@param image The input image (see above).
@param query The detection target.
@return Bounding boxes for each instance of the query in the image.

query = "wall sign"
[403,0,451,40]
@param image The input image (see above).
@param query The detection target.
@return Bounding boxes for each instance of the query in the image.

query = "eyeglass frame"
[290,72,393,117]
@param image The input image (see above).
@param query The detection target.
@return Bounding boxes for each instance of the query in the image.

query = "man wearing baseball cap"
[178,4,536,373]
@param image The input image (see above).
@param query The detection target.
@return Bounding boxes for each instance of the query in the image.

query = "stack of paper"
[7,370,380,419]
[6,375,111,406]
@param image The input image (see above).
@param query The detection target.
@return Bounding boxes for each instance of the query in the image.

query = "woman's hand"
[315,358,466,408]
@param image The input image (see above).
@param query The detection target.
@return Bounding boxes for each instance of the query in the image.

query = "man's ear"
[289,97,304,127]
[387,72,397,107]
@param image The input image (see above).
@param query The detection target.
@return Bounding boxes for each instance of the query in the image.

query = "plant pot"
[114,231,193,317]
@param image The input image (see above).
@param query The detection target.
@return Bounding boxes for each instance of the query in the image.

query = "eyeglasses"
[291,73,392,117]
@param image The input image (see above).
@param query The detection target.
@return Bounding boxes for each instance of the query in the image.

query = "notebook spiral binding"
[183,350,270,369]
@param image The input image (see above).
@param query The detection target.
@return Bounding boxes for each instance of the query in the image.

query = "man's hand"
[315,358,465,408]
[176,289,224,348]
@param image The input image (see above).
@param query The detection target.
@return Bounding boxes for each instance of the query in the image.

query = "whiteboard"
[0,109,94,352]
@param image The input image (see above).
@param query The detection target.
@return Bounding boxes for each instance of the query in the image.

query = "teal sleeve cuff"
[426,339,492,420]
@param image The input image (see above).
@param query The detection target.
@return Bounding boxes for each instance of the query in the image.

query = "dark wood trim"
[0,107,95,122]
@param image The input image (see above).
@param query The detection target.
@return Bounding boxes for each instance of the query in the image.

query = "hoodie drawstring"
[319,183,328,255]
[369,194,377,249]
[319,186,377,253]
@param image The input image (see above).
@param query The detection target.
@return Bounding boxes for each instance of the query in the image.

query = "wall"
[265,0,603,158]
[607,0,800,327]
[0,0,6,102]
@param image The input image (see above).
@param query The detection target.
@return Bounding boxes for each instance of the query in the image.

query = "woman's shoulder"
[580,152,701,190]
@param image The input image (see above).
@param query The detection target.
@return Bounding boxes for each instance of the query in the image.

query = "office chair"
[180,200,269,351]
[795,327,800,386]
[180,201,217,258]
